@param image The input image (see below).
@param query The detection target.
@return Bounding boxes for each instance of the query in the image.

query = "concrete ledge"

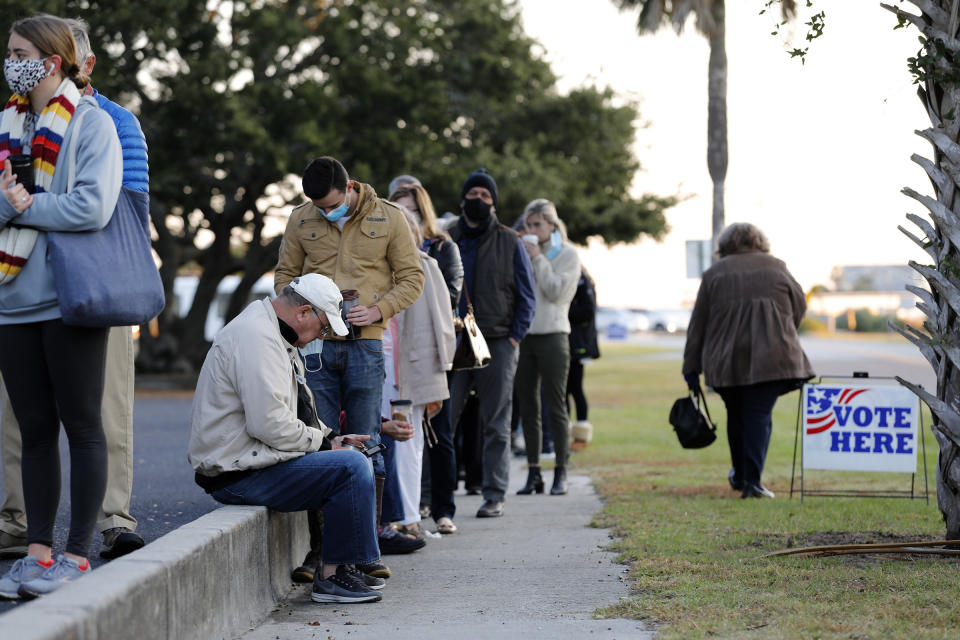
[1,506,307,640]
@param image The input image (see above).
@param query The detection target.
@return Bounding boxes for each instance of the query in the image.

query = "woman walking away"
[682,223,814,499]
[0,14,121,599]
[515,199,580,496]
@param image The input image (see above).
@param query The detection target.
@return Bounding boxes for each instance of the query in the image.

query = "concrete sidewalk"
[0,456,650,640]
[241,456,651,640]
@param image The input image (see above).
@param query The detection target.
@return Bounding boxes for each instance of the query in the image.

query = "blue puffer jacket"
[93,89,149,193]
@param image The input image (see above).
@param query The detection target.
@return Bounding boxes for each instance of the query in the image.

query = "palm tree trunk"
[706,0,728,252]
[883,0,960,540]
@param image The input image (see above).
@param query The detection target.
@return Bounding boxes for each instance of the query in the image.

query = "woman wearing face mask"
[0,14,122,599]
[515,199,581,496]
[389,182,463,534]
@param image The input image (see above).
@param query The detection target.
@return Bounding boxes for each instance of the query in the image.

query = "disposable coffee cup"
[522,234,538,245]
[390,399,413,423]
[9,154,34,193]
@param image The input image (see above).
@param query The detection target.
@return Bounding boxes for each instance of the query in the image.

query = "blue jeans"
[379,433,405,523]
[210,451,380,566]
[306,340,385,476]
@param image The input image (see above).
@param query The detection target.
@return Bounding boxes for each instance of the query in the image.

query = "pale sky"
[518,0,929,309]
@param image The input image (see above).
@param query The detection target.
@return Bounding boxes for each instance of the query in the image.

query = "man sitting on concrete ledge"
[188,274,383,604]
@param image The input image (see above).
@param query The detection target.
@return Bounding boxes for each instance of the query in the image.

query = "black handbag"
[669,384,717,449]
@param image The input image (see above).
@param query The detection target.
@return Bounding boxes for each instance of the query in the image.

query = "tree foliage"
[0,0,676,370]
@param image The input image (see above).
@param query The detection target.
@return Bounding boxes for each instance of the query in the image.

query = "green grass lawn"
[573,344,956,639]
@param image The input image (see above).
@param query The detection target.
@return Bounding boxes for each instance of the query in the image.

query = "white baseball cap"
[289,274,348,336]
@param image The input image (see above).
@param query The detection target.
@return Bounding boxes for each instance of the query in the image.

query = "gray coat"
[682,251,814,388]
[0,96,122,324]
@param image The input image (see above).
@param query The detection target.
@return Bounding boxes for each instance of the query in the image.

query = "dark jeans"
[211,450,380,566]
[566,358,588,422]
[455,393,483,491]
[306,339,385,475]
[379,432,404,524]
[716,380,795,488]
[0,320,108,557]
[425,394,457,520]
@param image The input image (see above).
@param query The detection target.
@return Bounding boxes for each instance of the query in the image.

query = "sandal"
[435,517,457,534]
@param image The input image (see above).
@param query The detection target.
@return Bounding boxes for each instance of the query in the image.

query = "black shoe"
[356,561,391,579]
[550,467,568,495]
[728,469,744,491]
[100,527,145,559]
[465,484,482,496]
[378,527,426,554]
[741,484,775,499]
[311,565,382,603]
[517,466,544,495]
[476,500,504,518]
[342,564,386,590]
[292,550,321,583]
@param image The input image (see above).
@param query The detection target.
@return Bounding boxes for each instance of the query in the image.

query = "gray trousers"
[0,325,136,536]
[449,337,519,503]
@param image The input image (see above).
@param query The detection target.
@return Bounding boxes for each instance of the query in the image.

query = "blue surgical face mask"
[545,230,562,260]
[316,192,349,222]
[299,338,324,373]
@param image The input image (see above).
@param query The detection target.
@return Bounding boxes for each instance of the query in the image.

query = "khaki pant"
[0,325,136,536]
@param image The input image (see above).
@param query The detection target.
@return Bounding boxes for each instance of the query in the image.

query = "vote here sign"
[802,384,919,473]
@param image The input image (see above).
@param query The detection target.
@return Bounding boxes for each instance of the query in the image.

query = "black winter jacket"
[424,237,463,313]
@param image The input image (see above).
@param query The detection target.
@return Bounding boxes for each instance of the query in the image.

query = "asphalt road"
[624,332,936,390]
[0,391,215,613]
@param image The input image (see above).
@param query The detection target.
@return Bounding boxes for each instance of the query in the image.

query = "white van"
[173,274,277,341]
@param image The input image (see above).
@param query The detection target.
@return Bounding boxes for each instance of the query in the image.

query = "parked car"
[596,307,648,337]
[174,274,276,341]
[645,309,692,333]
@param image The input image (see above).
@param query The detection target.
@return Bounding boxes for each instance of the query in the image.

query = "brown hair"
[716,222,770,257]
[12,14,90,90]
[389,183,447,242]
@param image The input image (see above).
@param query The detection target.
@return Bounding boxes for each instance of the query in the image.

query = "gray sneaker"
[0,556,47,599]
[311,565,382,603]
[0,530,27,559]
[18,554,90,599]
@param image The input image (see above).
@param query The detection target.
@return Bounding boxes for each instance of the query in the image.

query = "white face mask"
[4,58,50,96]
[299,338,324,373]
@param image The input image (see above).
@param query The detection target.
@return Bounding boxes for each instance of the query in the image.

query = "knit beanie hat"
[460,168,498,208]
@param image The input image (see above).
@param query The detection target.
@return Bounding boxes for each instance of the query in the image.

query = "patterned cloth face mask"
[4,58,50,97]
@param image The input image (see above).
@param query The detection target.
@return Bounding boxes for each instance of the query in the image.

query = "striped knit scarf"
[0,77,81,192]
[0,78,81,284]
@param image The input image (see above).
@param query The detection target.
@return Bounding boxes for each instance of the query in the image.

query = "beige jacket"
[397,253,456,406]
[274,181,425,340]
[682,251,815,388]
[188,299,330,477]
[527,242,581,335]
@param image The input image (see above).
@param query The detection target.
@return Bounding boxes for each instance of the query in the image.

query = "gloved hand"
[683,372,700,392]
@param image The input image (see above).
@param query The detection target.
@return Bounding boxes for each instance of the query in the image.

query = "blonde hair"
[12,14,89,90]
[400,207,423,246]
[717,222,770,257]
[388,183,447,242]
[523,198,568,242]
